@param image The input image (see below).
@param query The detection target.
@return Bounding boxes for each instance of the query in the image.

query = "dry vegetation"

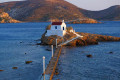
[0,12,21,23]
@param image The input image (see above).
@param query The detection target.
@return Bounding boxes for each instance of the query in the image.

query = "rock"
[41,34,63,45]
[12,67,18,69]
[25,61,32,64]
[86,54,92,58]
[54,68,59,75]
[25,53,27,54]
[55,71,59,75]
[40,25,120,46]
[0,12,21,23]
[20,42,23,43]
[0,70,4,71]
[46,48,51,51]
[55,69,59,75]
[36,43,42,45]
[109,52,113,54]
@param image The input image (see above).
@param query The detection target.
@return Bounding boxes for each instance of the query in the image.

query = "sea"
[0,21,120,80]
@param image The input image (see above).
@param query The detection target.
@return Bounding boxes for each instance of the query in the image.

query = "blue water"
[0,21,120,80]
[0,23,52,80]
[53,21,120,80]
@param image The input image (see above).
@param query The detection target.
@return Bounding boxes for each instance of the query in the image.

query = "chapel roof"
[52,22,62,25]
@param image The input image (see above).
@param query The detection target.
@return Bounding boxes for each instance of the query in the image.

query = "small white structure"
[46,20,66,37]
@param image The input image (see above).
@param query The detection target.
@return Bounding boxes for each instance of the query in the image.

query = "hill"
[1,0,118,21]
[0,12,21,23]
[0,0,88,22]
[80,5,120,20]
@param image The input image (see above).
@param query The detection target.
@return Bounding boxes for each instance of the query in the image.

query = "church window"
[55,26,57,29]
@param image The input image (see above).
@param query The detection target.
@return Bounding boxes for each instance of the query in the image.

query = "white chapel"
[46,20,66,37]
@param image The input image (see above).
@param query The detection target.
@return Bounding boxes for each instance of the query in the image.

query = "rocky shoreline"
[40,27,120,46]
[68,18,100,24]
[0,12,21,23]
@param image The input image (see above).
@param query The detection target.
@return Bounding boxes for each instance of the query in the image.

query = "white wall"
[46,30,66,37]
[61,23,66,30]
[51,23,66,30]
[46,22,67,37]
[51,25,61,30]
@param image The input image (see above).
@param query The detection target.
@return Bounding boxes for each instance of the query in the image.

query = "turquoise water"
[0,21,120,80]
[53,21,120,80]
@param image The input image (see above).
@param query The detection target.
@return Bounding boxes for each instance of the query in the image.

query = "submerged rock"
[12,67,18,69]
[25,61,32,64]
[55,71,59,75]
[55,68,59,75]
[36,43,42,45]
[46,48,51,51]
[0,70,4,71]
[109,52,113,54]
[86,54,92,58]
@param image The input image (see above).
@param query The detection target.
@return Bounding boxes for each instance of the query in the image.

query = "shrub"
[46,25,51,30]
[66,26,73,31]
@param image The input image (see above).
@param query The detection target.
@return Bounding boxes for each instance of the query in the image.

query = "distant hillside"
[0,0,88,22]
[0,0,118,21]
[80,5,120,20]
[0,12,21,23]
[69,18,99,24]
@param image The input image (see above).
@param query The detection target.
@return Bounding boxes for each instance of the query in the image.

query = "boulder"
[25,61,32,64]
[86,54,92,58]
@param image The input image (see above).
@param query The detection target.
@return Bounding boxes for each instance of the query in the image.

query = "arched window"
[55,26,57,29]
[63,27,64,30]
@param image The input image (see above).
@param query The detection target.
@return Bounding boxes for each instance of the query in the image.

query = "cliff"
[0,12,21,23]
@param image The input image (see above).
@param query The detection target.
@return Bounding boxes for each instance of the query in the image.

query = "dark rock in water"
[20,41,23,43]
[12,67,18,69]
[0,70,4,71]
[55,69,59,75]
[25,61,32,64]
[46,49,51,51]
[55,71,59,75]
[25,53,27,54]
[55,68,58,71]
[58,63,60,65]
[109,52,113,54]
[34,39,41,41]
[86,54,92,58]
[36,43,42,45]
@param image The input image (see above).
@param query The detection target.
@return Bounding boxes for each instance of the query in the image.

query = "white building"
[46,20,66,37]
